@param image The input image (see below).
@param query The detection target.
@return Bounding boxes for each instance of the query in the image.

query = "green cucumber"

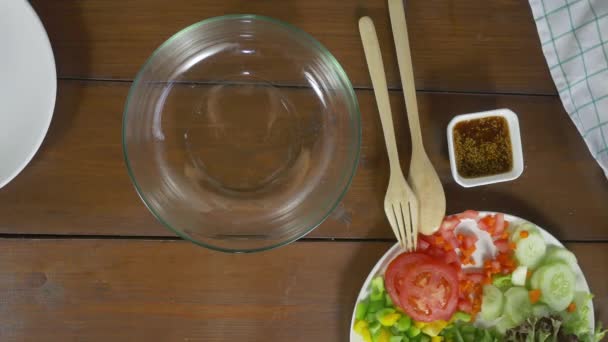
[529,266,546,290]
[515,233,546,269]
[480,285,505,321]
[532,304,552,317]
[544,246,577,268]
[495,316,517,335]
[504,286,532,325]
[538,262,576,311]
[510,222,539,243]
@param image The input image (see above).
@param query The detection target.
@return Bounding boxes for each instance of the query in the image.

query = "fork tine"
[408,201,418,250]
[406,202,415,251]
[398,202,409,251]
[396,203,408,250]
[385,205,402,248]
[392,204,406,249]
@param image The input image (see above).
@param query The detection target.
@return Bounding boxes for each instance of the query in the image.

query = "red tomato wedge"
[397,261,459,322]
[385,253,433,308]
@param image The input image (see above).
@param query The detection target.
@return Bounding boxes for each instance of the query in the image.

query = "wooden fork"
[388,0,446,236]
[359,16,419,251]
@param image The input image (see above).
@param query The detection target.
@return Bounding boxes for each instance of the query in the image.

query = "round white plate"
[0,0,56,189]
[350,212,594,341]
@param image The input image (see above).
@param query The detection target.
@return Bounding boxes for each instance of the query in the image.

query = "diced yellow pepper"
[376,328,391,342]
[431,336,444,342]
[379,312,401,326]
[354,320,372,342]
[421,320,448,337]
[354,320,368,333]
[414,321,427,329]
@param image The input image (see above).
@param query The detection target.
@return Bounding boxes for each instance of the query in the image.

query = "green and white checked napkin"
[529,0,608,177]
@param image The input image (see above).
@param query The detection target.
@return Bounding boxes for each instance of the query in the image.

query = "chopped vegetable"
[538,262,575,311]
[394,316,412,332]
[567,302,576,313]
[480,284,504,321]
[407,326,421,338]
[356,299,369,320]
[450,311,472,323]
[529,289,541,304]
[514,233,546,269]
[374,327,391,342]
[376,308,401,326]
[544,246,578,268]
[354,320,373,342]
[421,320,449,337]
[511,265,528,286]
[504,286,533,325]
[492,274,513,290]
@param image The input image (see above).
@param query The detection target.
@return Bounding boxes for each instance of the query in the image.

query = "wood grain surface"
[30,0,555,94]
[0,240,605,341]
[0,81,606,240]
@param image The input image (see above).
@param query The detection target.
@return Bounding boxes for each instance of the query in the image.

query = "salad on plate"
[351,211,606,342]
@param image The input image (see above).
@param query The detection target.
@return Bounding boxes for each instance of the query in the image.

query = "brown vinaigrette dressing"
[453,116,513,178]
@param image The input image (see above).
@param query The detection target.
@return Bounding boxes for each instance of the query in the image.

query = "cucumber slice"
[532,304,552,317]
[511,265,528,286]
[529,266,546,289]
[510,222,539,243]
[544,246,577,268]
[480,285,505,321]
[539,262,576,311]
[504,286,532,325]
[515,233,546,269]
[495,316,517,335]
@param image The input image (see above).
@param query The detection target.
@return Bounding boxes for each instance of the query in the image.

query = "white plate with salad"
[350,211,605,342]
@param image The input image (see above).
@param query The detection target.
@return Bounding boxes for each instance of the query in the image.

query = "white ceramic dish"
[349,212,594,341]
[0,0,56,189]
[447,109,524,188]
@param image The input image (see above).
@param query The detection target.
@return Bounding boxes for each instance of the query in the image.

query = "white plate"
[350,212,594,341]
[0,0,56,189]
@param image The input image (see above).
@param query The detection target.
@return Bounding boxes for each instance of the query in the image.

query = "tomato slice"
[397,261,459,322]
[385,253,433,309]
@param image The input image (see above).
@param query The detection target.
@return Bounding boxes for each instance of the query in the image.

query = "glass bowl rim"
[122,14,362,253]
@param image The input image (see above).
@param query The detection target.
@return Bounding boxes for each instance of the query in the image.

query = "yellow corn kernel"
[431,336,444,342]
[379,312,401,326]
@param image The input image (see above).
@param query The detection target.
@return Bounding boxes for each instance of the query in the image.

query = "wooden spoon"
[388,0,446,235]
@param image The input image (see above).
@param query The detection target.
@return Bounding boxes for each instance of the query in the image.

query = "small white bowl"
[447,108,524,188]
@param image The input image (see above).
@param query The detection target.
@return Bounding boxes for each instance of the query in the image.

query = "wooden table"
[1,0,606,340]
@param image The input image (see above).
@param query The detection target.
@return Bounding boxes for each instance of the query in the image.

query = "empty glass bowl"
[123,15,361,252]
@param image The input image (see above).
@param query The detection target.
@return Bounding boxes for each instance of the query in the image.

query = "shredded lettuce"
[562,292,594,337]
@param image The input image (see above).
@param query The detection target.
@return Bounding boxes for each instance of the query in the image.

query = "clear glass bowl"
[123,15,361,253]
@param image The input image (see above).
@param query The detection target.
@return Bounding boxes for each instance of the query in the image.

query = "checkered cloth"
[530,0,608,177]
